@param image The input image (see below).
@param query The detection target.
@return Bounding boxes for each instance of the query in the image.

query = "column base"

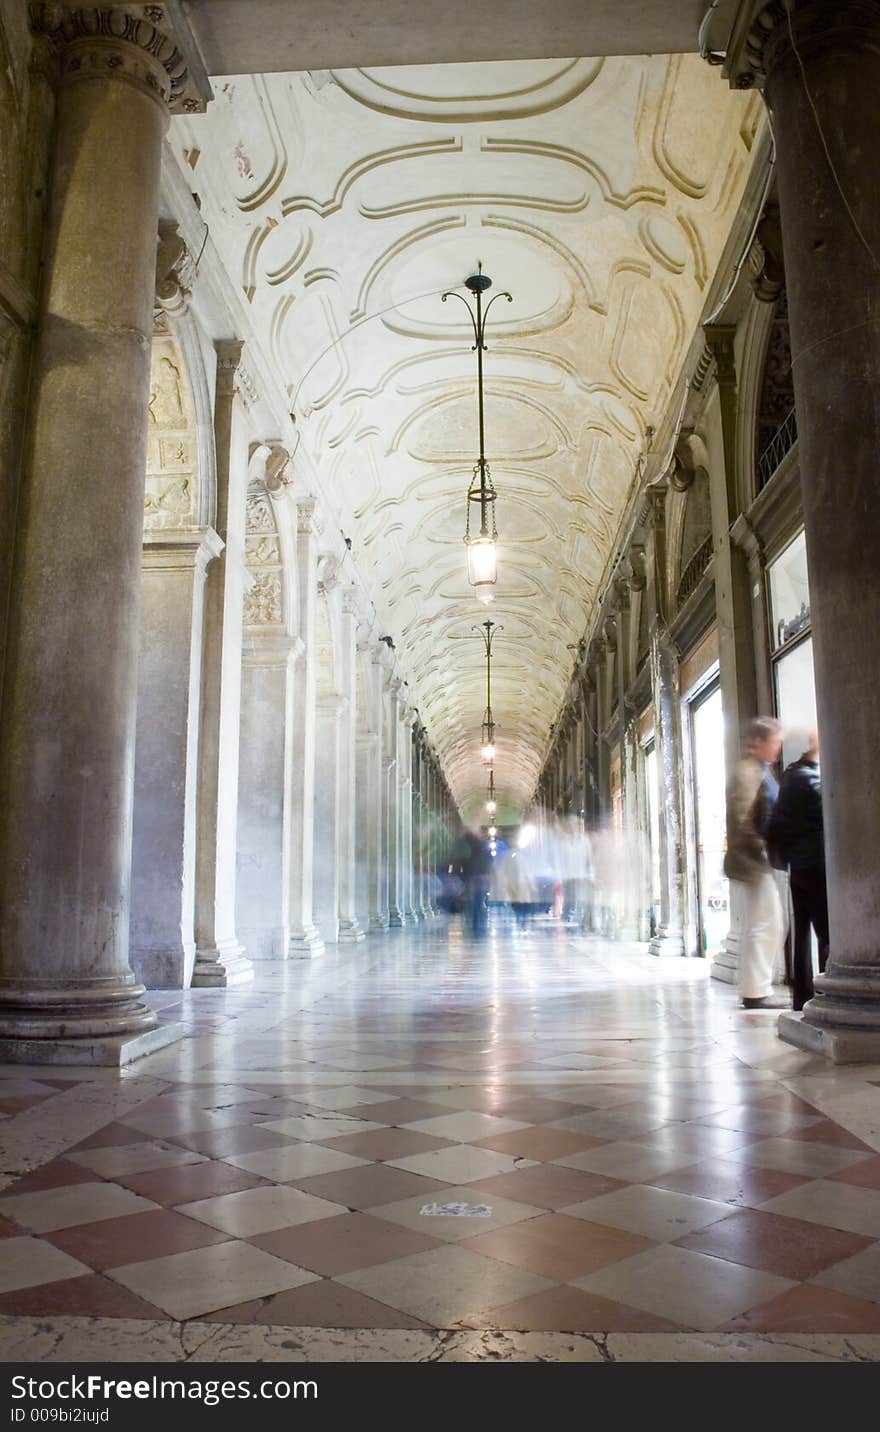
[401,909,418,926]
[778,965,880,1063]
[388,908,405,928]
[192,941,254,987]
[776,1011,880,1062]
[421,904,434,920]
[288,925,325,957]
[0,1021,184,1068]
[337,919,365,943]
[711,933,740,984]
[0,976,159,1041]
[650,930,687,958]
[369,914,389,933]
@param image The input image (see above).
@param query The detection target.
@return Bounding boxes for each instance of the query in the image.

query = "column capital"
[295,497,319,535]
[214,339,245,398]
[703,323,737,386]
[30,3,212,113]
[721,0,880,90]
[141,524,223,573]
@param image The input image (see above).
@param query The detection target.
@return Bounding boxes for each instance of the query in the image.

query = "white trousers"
[736,872,786,1000]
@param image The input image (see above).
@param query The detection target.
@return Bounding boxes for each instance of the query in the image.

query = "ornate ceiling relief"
[169,54,756,821]
[145,336,197,529]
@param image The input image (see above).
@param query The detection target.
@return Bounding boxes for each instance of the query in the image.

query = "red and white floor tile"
[1,918,880,1361]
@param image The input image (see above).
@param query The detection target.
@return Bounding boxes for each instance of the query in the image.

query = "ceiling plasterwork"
[169,55,760,822]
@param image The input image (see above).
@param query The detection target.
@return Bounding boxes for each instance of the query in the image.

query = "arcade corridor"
[1,917,879,1361]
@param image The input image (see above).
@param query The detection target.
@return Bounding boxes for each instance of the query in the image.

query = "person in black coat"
[767,730,829,1011]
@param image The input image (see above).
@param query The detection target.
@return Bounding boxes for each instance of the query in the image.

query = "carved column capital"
[627,545,647,592]
[295,497,318,536]
[704,323,737,386]
[214,339,244,399]
[722,0,880,90]
[29,4,211,113]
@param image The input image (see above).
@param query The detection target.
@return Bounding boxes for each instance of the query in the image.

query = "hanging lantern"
[442,264,512,603]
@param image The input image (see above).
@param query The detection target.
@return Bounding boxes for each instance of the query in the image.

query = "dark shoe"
[741,995,791,1010]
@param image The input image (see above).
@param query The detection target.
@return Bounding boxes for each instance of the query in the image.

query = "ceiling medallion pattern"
[171,58,759,821]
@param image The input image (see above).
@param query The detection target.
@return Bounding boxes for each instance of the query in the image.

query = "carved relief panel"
[144,336,197,529]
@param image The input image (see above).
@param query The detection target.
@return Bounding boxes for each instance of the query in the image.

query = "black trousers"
[790,868,829,1011]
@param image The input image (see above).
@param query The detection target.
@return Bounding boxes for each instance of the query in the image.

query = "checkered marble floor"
[2,916,880,1352]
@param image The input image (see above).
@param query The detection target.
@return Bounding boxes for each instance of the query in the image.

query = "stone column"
[236,634,299,960]
[386,682,404,927]
[365,647,388,932]
[288,498,324,954]
[336,591,365,942]
[0,8,205,1061]
[695,336,759,986]
[192,342,253,987]
[726,0,880,1059]
[615,585,642,942]
[313,694,344,945]
[643,489,687,956]
[399,710,417,925]
[594,638,611,819]
[131,528,222,988]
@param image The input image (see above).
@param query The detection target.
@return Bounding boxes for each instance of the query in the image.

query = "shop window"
[768,530,815,765]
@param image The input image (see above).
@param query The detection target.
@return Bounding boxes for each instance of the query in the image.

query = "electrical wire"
[285,283,467,465]
[698,0,727,63]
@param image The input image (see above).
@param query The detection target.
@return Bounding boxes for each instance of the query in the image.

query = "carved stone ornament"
[704,324,737,386]
[246,484,275,534]
[296,499,318,535]
[154,220,193,320]
[317,554,340,591]
[28,4,208,113]
[750,206,785,304]
[264,445,293,495]
[627,545,647,591]
[244,571,283,626]
[724,0,880,91]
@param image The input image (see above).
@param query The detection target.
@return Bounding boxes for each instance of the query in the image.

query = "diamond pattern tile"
[2,921,878,1340]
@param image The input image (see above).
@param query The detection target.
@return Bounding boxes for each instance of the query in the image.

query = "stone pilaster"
[386,681,404,927]
[192,341,253,987]
[0,5,207,1061]
[237,633,300,960]
[313,693,345,945]
[336,591,365,942]
[365,646,388,932]
[131,527,222,988]
[288,498,324,955]
[400,709,418,925]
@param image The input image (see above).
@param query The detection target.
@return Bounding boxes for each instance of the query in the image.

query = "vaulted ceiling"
[168,55,759,822]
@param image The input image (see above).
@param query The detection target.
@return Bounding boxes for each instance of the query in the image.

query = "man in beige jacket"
[724,717,789,1009]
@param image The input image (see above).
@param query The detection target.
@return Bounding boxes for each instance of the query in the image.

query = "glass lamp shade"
[488,825,497,837]
[486,799,497,815]
[467,535,497,602]
[481,742,496,764]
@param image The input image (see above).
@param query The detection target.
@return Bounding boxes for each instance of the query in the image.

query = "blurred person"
[496,846,537,927]
[462,828,492,937]
[724,716,789,1010]
[560,814,593,926]
[768,728,828,1011]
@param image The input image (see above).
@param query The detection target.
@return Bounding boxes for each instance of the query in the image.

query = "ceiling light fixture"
[474,617,502,765]
[485,768,497,817]
[442,263,512,605]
